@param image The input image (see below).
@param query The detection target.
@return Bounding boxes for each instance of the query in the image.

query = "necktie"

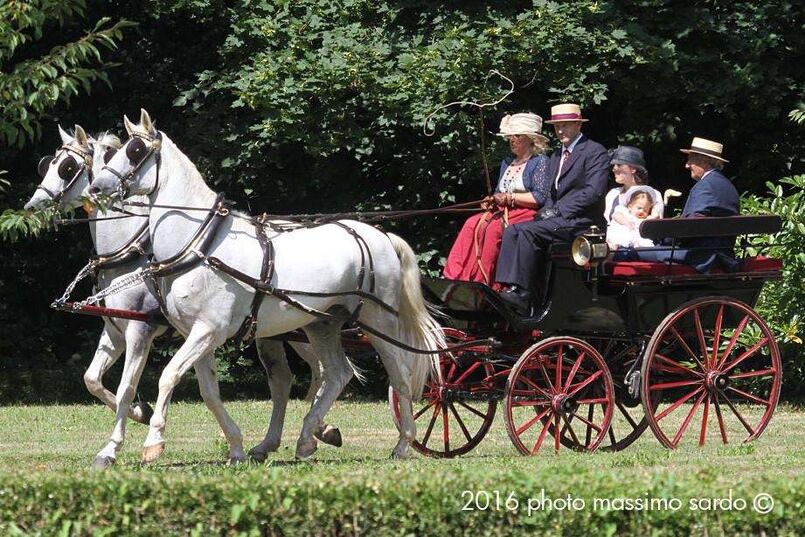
[559,149,571,177]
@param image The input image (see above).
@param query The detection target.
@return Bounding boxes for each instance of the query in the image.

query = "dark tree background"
[1,0,803,402]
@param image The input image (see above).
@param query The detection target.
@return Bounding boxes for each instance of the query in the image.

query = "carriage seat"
[605,255,782,279]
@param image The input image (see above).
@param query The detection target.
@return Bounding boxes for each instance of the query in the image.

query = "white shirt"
[700,168,716,181]
[554,133,583,189]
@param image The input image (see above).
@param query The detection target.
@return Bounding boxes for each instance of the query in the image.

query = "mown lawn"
[0,399,803,535]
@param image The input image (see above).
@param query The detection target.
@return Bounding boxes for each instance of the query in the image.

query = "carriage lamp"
[571,226,609,267]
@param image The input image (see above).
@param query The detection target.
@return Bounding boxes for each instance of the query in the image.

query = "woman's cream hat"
[544,103,589,124]
[496,113,549,144]
[680,137,729,163]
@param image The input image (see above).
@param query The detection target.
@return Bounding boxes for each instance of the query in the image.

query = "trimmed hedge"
[1,465,802,536]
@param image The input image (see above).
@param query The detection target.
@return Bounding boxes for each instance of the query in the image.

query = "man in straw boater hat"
[496,103,610,314]
[635,136,739,271]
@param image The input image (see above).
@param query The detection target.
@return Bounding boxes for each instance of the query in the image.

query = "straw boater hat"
[495,113,549,145]
[544,103,589,124]
[680,137,729,163]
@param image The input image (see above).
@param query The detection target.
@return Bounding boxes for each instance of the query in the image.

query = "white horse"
[25,125,345,467]
[90,109,444,461]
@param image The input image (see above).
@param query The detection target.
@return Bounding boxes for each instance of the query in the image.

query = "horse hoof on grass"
[248,448,268,463]
[315,425,342,447]
[295,440,318,460]
[141,442,166,464]
[228,455,247,466]
[90,456,116,470]
[130,401,154,425]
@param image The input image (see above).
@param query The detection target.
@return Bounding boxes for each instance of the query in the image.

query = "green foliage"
[741,176,805,395]
[0,1,135,148]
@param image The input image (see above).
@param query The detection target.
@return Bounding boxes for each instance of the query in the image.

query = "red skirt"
[443,207,537,286]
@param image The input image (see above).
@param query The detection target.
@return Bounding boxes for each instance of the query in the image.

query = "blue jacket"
[497,154,551,206]
[543,135,610,229]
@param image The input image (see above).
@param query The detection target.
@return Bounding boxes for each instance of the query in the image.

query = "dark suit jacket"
[543,135,610,231]
[634,168,740,272]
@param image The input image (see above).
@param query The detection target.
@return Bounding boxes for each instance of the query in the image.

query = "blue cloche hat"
[609,145,646,171]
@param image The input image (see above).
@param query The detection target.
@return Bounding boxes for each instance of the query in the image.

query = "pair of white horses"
[26,110,444,465]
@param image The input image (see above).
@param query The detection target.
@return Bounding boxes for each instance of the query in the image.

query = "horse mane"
[90,131,122,150]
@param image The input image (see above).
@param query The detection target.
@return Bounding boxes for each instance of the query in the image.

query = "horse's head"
[90,108,162,200]
[24,125,119,211]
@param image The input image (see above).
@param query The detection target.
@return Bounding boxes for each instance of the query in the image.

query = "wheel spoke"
[568,409,603,433]
[671,390,706,447]
[560,413,583,446]
[517,373,554,399]
[712,392,729,444]
[538,360,556,394]
[730,368,776,379]
[448,403,472,442]
[721,337,769,374]
[616,401,639,429]
[563,352,586,392]
[421,405,440,447]
[654,352,704,377]
[693,309,709,367]
[576,397,610,405]
[555,345,564,391]
[516,407,551,436]
[699,396,710,446]
[442,405,450,453]
[531,413,553,454]
[717,314,750,369]
[654,386,705,422]
[720,393,756,436]
[670,326,706,371]
[710,304,724,369]
[413,396,438,420]
[567,370,604,397]
[457,400,493,419]
[726,386,771,407]
[510,399,552,408]
[554,413,561,452]
[649,378,704,391]
[585,403,595,445]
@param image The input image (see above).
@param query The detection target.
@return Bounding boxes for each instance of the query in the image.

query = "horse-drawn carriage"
[31,113,785,464]
[387,215,783,457]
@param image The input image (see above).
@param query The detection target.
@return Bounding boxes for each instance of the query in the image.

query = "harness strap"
[92,219,151,270]
[232,217,275,347]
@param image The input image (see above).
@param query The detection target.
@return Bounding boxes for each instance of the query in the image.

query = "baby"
[606,190,656,249]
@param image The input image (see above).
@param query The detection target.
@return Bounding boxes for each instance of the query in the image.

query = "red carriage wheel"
[641,297,782,449]
[389,328,497,458]
[504,337,615,455]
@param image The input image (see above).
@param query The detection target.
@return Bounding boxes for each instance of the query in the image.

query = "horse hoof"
[141,442,166,464]
[248,448,268,463]
[295,440,318,460]
[130,401,154,424]
[315,425,343,447]
[228,455,247,466]
[90,455,116,470]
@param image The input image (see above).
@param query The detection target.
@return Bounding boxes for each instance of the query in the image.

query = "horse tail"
[386,233,445,399]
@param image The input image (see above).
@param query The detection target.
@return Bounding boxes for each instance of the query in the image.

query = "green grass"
[1,399,804,535]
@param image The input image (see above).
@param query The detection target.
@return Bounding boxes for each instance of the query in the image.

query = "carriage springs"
[460,489,775,515]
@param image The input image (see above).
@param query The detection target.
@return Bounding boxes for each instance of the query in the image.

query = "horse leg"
[248,339,292,462]
[84,322,151,424]
[194,353,246,464]
[295,323,353,459]
[290,342,345,447]
[91,321,155,469]
[142,324,223,464]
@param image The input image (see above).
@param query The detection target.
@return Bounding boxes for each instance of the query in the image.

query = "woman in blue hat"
[604,145,663,224]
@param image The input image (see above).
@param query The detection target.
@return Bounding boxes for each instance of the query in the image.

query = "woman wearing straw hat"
[636,137,739,271]
[443,112,551,285]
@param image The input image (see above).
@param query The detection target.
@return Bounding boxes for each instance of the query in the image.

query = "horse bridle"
[36,145,96,204]
[101,130,163,200]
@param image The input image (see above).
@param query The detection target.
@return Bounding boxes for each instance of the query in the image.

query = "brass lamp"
[571,226,609,267]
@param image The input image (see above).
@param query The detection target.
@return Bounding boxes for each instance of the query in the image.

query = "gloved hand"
[535,206,559,220]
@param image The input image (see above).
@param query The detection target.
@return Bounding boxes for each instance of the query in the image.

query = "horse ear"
[58,124,72,144]
[124,115,135,135]
[74,125,88,148]
[140,108,154,134]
